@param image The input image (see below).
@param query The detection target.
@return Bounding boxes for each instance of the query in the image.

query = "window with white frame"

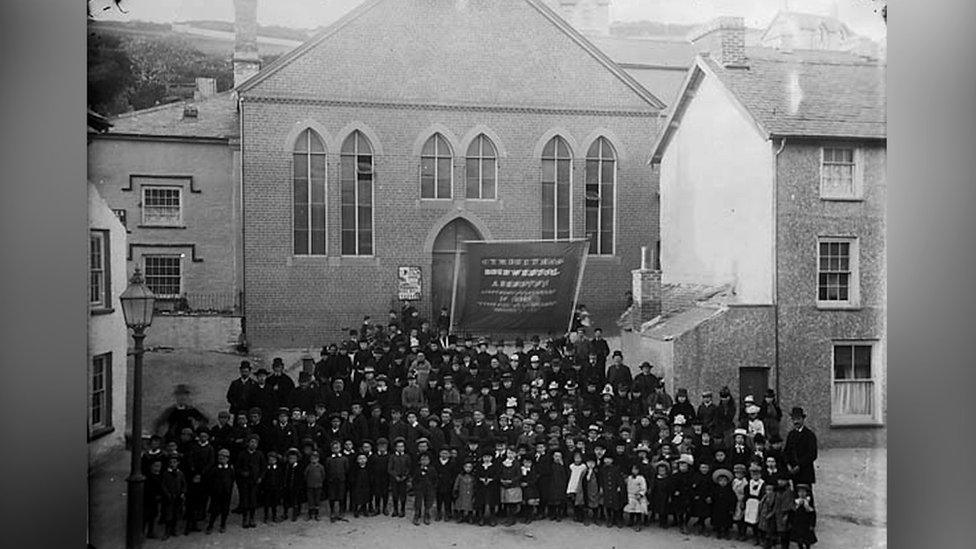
[340,131,374,256]
[820,147,861,199]
[421,133,453,199]
[832,342,879,423]
[465,134,497,200]
[90,230,109,308]
[542,136,572,241]
[293,128,327,255]
[90,352,112,434]
[142,186,183,226]
[144,255,182,298]
[817,237,858,306]
[584,137,616,255]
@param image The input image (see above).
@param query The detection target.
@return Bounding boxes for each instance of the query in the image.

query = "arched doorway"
[431,218,483,321]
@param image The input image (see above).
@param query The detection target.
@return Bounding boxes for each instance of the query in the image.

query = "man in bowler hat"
[783,406,818,489]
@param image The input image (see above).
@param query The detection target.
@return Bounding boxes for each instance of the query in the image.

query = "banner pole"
[567,244,589,336]
[449,246,462,336]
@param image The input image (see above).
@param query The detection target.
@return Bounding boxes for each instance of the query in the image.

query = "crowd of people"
[145,310,819,548]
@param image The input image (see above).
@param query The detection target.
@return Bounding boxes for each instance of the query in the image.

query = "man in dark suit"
[226,361,255,416]
[783,406,818,490]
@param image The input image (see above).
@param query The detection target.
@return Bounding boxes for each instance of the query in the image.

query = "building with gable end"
[626,17,886,447]
[237,0,664,346]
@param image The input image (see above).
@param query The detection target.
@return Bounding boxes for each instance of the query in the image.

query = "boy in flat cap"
[325,440,350,521]
[260,451,285,523]
[304,451,325,521]
[388,437,413,517]
[143,457,164,539]
[369,437,392,515]
[235,434,265,528]
[160,453,187,540]
[184,428,215,534]
[283,448,304,521]
[412,452,439,525]
[205,448,235,534]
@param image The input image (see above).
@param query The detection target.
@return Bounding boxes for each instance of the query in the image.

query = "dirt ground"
[91,346,885,549]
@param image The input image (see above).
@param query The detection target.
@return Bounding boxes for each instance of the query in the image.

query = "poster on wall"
[452,239,588,333]
[397,266,422,301]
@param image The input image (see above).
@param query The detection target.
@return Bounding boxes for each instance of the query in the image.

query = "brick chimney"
[233,0,261,88]
[688,16,747,68]
[631,246,662,330]
[194,77,217,100]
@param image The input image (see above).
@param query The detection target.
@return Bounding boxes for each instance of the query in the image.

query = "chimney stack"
[233,0,261,88]
[631,246,662,330]
[194,77,217,100]
[688,16,747,68]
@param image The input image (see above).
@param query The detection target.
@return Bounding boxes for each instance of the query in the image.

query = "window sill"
[816,303,863,311]
[830,419,884,429]
[88,426,115,442]
[90,307,115,316]
[332,256,381,267]
[138,225,187,230]
[819,196,865,203]
[586,255,621,265]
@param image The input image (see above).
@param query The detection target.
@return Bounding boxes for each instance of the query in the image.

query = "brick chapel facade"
[237,0,663,347]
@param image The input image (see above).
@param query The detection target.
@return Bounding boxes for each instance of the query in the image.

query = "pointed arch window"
[421,133,453,199]
[293,129,326,255]
[585,137,615,255]
[465,134,497,199]
[340,131,374,256]
[542,136,571,240]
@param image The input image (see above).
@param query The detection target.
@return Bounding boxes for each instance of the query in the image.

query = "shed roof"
[105,92,238,140]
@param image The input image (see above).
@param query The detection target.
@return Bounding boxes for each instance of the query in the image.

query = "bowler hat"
[789,406,806,418]
[612,350,623,358]
[255,368,270,376]
[640,361,651,370]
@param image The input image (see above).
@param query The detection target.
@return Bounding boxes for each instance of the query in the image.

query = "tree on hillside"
[88,30,134,115]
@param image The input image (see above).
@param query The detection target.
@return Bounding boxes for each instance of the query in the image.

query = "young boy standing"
[160,454,187,540]
[434,447,458,521]
[388,437,413,517]
[235,434,265,528]
[260,451,285,523]
[326,440,350,522]
[283,448,304,521]
[369,437,391,515]
[412,453,439,525]
[205,448,235,534]
[453,460,476,523]
[304,451,325,521]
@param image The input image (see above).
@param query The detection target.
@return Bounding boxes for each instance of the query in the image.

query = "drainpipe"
[773,137,786,400]
[238,95,247,344]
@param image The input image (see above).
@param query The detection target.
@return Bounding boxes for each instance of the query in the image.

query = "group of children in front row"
[141,413,817,548]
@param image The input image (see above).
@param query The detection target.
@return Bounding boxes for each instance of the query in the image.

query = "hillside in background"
[88,19,299,117]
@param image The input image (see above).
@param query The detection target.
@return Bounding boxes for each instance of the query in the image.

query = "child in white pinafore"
[623,464,648,531]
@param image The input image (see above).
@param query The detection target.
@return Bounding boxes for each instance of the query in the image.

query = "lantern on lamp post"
[120,268,155,549]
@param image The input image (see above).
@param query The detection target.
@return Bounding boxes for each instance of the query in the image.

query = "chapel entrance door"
[431,218,482,324]
[738,366,770,407]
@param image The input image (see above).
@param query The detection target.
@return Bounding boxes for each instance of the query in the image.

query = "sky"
[89,0,887,40]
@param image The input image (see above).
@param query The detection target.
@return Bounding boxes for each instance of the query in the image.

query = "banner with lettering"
[452,240,588,333]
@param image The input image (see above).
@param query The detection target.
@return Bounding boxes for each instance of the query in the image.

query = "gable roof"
[236,0,664,110]
[100,92,239,141]
[650,46,886,163]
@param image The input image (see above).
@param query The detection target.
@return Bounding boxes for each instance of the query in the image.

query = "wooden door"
[430,218,482,321]
[738,367,769,405]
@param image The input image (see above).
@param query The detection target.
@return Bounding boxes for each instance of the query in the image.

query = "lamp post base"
[125,473,145,549]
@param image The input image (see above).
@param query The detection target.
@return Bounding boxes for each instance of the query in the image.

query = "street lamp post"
[120,269,155,549]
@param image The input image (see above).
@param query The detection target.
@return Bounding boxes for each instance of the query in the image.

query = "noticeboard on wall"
[398,266,422,301]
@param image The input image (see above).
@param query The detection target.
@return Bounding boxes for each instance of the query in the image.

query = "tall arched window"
[542,136,571,240]
[420,133,453,199]
[293,129,326,255]
[340,131,374,256]
[585,137,615,255]
[465,134,497,199]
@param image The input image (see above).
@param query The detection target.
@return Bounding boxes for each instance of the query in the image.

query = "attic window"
[183,105,198,119]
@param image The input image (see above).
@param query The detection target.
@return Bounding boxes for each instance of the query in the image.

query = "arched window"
[465,134,497,199]
[542,136,571,240]
[420,133,453,199]
[293,129,326,255]
[340,131,374,256]
[585,137,615,255]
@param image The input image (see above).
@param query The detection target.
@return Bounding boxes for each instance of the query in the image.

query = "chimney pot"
[194,77,217,100]
[688,16,747,68]
[183,104,198,119]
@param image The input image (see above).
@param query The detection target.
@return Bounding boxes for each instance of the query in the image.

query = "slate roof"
[587,36,694,68]
[105,92,239,140]
[701,47,886,139]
